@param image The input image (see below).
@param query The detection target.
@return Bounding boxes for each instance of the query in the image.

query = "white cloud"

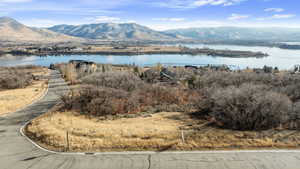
[148,20,226,30]
[0,6,121,15]
[228,13,250,20]
[126,20,136,23]
[154,0,246,9]
[194,0,224,7]
[86,16,121,23]
[194,0,244,7]
[0,0,31,3]
[272,14,296,19]
[148,19,300,31]
[264,8,284,12]
[21,18,62,27]
[257,14,296,21]
[152,17,185,22]
[256,17,267,21]
[23,17,125,27]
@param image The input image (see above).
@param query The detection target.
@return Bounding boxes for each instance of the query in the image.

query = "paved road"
[1,70,300,169]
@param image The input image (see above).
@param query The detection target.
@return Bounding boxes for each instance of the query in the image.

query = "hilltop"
[0,17,82,43]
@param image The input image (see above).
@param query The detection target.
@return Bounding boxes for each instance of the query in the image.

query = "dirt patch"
[0,68,49,116]
[25,111,300,152]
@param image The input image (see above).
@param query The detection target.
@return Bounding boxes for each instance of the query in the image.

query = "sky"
[0,0,299,30]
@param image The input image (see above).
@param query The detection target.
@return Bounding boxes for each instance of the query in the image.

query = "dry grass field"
[26,111,185,152]
[0,68,49,116]
[25,110,300,152]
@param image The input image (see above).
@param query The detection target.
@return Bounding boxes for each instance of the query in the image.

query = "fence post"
[181,130,185,144]
[66,131,70,151]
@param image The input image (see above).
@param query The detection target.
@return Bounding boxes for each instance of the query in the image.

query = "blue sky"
[0,0,299,30]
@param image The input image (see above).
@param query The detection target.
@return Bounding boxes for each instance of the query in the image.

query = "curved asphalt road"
[1,70,300,169]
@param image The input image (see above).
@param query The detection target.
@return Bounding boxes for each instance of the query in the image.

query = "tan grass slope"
[0,68,49,116]
[0,17,82,43]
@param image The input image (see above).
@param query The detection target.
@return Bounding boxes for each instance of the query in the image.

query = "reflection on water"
[1,44,300,70]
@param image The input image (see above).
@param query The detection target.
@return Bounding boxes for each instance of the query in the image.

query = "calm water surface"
[1,44,300,70]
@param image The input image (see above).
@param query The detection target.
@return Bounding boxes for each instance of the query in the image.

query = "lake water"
[1,44,300,70]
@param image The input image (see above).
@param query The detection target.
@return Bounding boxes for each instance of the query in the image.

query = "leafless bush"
[82,71,144,91]
[61,81,195,116]
[61,85,139,116]
[207,84,292,130]
[58,65,300,126]
[131,84,198,113]
[289,102,300,129]
[278,73,300,86]
[279,84,300,102]
[0,66,34,90]
[133,84,186,106]
[192,71,277,89]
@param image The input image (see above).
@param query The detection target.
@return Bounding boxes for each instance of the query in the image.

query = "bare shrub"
[133,84,186,106]
[61,82,195,116]
[61,85,139,116]
[191,71,300,91]
[130,84,198,113]
[59,65,300,125]
[192,71,277,89]
[289,102,300,129]
[279,84,300,102]
[0,66,34,90]
[278,73,300,87]
[192,87,216,115]
[208,84,292,130]
[82,71,143,91]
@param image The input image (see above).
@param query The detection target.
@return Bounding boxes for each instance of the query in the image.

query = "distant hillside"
[0,17,82,43]
[164,27,300,41]
[48,23,179,41]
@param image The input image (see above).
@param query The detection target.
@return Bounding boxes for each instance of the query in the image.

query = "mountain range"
[0,17,81,43]
[1,17,300,43]
[165,27,300,41]
[48,23,180,41]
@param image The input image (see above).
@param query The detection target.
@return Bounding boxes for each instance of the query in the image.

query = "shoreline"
[1,45,269,58]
